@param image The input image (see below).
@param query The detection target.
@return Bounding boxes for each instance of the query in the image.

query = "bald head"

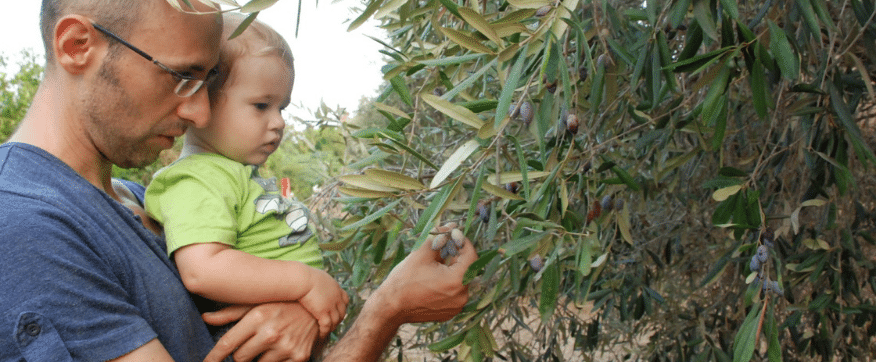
[41,0,146,66]
[40,0,218,68]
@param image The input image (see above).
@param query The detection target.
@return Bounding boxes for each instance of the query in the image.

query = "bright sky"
[0,0,388,122]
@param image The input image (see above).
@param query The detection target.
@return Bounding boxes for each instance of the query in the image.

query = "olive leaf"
[430,140,480,189]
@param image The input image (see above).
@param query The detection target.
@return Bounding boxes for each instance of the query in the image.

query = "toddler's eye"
[254,103,269,110]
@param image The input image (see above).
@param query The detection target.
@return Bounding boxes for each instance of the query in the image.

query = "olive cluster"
[601,194,624,212]
[750,227,783,296]
[475,200,491,224]
[587,194,624,224]
[509,98,583,136]
[430,225,466,260]
[509,101,535,126]
[473,182,521,225]
[560,109,579,135]
[528,254,545,272]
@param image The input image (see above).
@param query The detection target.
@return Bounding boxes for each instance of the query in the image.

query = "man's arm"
[321,297,401,361]
[109,302,323,362]
[323,225,477,361]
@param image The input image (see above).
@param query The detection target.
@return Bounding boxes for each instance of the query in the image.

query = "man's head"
[34,0,223,169]
[40,0,146,70]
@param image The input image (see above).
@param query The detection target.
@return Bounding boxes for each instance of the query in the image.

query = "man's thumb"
[202,304,250,326]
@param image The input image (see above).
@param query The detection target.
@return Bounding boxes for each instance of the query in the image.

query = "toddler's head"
[186,12,294,165]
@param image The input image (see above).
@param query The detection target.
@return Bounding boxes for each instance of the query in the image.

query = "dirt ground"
[385,298,656,362]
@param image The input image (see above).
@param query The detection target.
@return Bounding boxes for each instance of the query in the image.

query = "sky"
[0,0,389,122]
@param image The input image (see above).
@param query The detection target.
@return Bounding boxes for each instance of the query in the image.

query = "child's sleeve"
[144,159,245,255]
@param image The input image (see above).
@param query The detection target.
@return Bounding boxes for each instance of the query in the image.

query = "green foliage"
[265,111,350,200]
[1,50,42,141]
[302,0,876,360]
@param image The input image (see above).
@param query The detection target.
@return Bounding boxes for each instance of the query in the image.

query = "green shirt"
[144,153,322,269]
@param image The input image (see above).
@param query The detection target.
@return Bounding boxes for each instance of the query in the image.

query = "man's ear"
[54,15,103,74]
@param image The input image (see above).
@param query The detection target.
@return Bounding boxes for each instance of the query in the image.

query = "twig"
[838,0,875,58]
[753,295,770,352]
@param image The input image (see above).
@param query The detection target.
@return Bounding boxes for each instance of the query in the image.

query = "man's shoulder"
[0,144,67,208]
[0,143,95,204]
[0,143,65,176]
[0,144,129,241]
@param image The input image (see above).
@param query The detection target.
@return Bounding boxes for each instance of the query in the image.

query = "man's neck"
[10,84,120,202]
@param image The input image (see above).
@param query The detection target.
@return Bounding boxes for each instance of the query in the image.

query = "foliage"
[1,50,42,141]
[299,0,876,360]
[266,106,352,200]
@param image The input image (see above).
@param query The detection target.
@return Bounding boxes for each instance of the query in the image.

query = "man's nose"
[176,88,211,128]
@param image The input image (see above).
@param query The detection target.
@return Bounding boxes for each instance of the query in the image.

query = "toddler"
[144,12,348,341]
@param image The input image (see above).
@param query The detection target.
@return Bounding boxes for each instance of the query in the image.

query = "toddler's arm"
[174,242,348,336]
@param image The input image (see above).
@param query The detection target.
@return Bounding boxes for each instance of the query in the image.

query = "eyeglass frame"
[91,22,217,97]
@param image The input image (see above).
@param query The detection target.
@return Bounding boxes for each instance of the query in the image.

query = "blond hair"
[208,12,294,100]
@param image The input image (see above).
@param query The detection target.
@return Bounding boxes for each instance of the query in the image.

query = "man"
[0,0,476,361]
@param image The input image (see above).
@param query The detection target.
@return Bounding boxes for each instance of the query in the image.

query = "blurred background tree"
[1,50,41,141]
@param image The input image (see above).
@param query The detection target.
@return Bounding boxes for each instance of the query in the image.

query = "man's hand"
[321,222,478,362]
[299,268,350,338]
[373,222,477,326]
[202,302,319,362]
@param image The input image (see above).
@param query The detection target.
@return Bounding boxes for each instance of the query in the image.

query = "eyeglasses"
[91,22,217,97]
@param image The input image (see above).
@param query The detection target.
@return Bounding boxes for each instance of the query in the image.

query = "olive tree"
[320,0,876,361]
[171,0,876,360]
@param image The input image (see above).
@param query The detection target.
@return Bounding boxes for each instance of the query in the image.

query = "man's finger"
[204,323,257,362]
[228,329,277,362]
[449,237,478,274]
[258,345,312,362]
[428,222,457,235]
[202,304,253,326]
[414,233,446,263]
[421,222,467,262]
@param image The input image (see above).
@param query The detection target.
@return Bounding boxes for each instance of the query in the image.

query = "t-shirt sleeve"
[116,178,147,204]
[145,159,243,255]
[1,213,158,361]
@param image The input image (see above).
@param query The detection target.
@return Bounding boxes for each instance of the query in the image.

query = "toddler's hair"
[209,12,294,99]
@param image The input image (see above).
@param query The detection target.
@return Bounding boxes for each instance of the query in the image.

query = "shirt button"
[25,323,41,337]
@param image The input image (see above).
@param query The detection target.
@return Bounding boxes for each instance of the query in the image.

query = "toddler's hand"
[299,268,349,338]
